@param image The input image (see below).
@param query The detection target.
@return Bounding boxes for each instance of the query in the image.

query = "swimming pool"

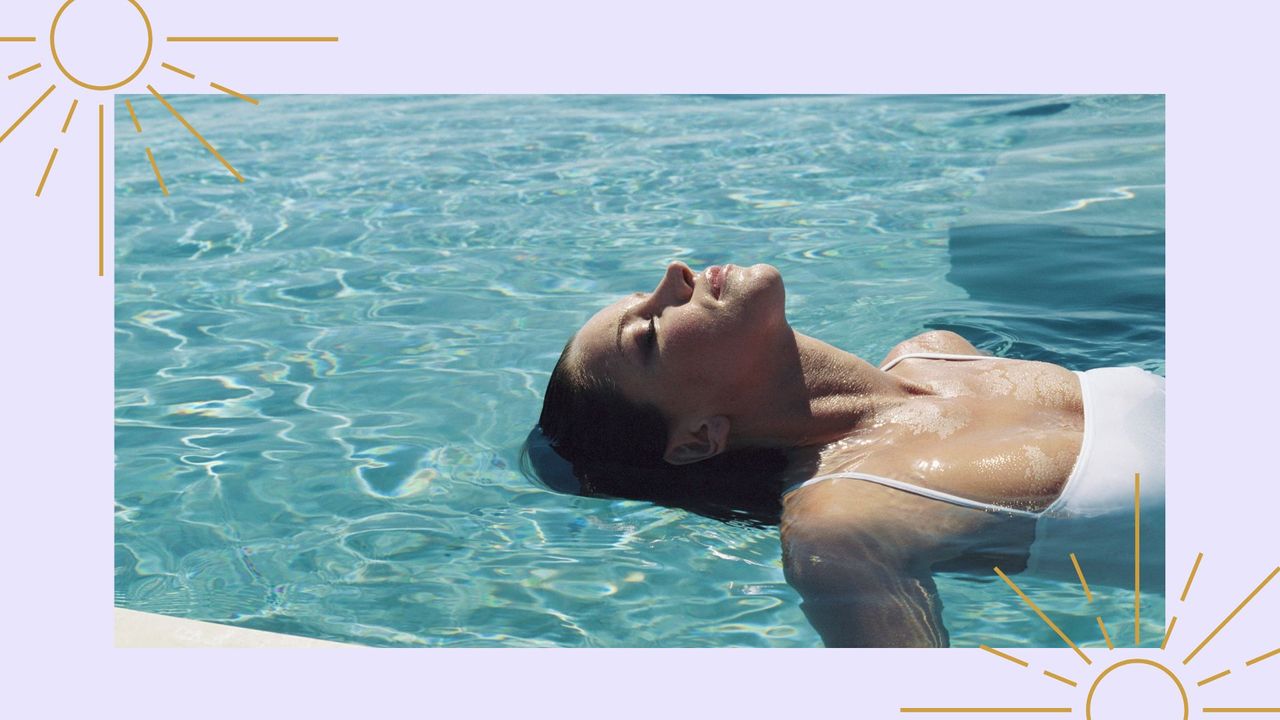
[114,94,1165,647]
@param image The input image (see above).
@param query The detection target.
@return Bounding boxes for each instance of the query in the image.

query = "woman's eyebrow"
[614,293,647,355]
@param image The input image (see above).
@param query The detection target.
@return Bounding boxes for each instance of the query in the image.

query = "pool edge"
[114,608,358,648]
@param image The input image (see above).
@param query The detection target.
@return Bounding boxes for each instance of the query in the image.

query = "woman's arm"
[782,520,948,647]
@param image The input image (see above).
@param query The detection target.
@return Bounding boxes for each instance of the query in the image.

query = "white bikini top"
[782,351,1044,519]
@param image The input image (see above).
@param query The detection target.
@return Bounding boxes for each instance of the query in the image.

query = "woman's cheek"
[661,319,702,354]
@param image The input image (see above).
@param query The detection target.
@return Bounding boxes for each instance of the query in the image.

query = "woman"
[526,261,1165,647]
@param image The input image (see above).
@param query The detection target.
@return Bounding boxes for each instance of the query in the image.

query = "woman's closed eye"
[643,316,657,354]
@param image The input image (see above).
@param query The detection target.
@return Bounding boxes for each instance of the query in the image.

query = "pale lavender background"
[2,0,1277,716]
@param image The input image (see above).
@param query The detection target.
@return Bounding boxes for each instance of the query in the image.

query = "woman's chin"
[755,264,786,308]
[738,263,783,295]
[750,262,781,278]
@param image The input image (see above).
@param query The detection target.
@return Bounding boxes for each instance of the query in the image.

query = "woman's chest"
[890,357,1084,413]
[815,360,1086,513]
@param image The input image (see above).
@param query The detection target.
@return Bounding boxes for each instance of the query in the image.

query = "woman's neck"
[728,331,928,450]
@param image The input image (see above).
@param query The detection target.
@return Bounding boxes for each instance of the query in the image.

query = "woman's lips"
[707,265,725,299]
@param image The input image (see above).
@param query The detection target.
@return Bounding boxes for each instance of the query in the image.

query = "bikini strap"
[783,471,1043,518]
[788,352,1034,515]
[879,351,1019,372]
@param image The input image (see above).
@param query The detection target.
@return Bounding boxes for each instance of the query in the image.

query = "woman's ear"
[663,415,730,465]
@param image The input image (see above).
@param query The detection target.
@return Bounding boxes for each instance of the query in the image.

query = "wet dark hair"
[523,337,791,526]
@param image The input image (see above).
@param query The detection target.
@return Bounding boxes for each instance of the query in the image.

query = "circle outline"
[49,0,154,91]
[1085,658,1189,720]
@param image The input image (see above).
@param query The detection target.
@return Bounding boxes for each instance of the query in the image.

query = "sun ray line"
[1135,472,1141,645]
[161,62,195,79]
[7,62,41,80]
[146,85,243,182]
[1097,616,1115,650]
[0,83,56,144]
[35,147,58,197]
[61,98,78,133]
[993,567,1092,665]
[98,104,104,277]
[1247,648,1280,667]
[1161,616,1178,650]
[0,37,38,42]
[145,147,169,196]
[1199,669,1232,687]
[1070,553,1093,602]
[899,709,1073,714]
[1183,566,1280,666]
[209,81,259,105]
[979,645,1029,668]
[125,99,142,133]
[1202,709,1280,713]
[1042,670,1078,688]
[1182,552,1205,602]
[166,36,339,42]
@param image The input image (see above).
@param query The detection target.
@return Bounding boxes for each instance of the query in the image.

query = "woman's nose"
[653,262,694,305]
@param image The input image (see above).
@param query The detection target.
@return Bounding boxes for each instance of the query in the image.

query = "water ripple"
[116,94,1163,647]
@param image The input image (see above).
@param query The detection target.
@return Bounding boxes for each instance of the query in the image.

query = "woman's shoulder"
[879,330,984,368]
[779,470,1010,561]
[781,476,932,547]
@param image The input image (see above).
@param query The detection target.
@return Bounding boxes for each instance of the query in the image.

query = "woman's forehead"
[576,293,645,366]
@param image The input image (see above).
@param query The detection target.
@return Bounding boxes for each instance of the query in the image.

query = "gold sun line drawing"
[0,0,337,275]
[209,81,258,105]
[980,645,1030,668]
[1071,552,1093,602]
[166,36,338,42]
[1200,670,1233,687]
[60,98,78,133]
[1248,649,1280,667]
[0,83,57,143]
[36,146,58,196]
[145,147,167,196]
[1183,552,1205,601]
[1096,617,1115,650]
[900,709,1072,714]
[154,59,260,106]
[97,102,103,276]
[1182,566,1280,666]
[902,474,1280,716]
[32,88,78,199]
[160,62,194,79]
[1043,671,1078,688]
[1163,615,1179,650]
[120,98,166,195]
[145,84,242,182]
[8,62,43,80]
[124,99,141,133]
[978,645,1081,689]
[993,566,1094,666]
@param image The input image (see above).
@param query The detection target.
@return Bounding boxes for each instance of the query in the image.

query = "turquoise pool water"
[114,95,1165,647]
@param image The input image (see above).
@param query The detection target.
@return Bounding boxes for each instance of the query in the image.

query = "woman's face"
[569,261,788,426]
